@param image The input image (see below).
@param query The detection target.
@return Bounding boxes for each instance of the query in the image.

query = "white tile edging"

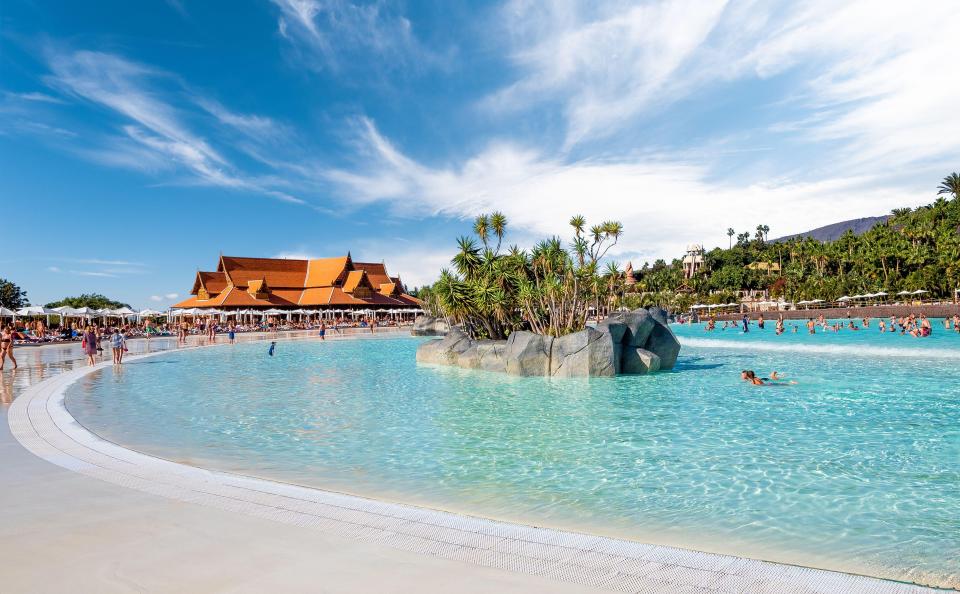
[6,347,939,594]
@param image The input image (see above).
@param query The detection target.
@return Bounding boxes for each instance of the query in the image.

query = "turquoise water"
[66,324,960,588]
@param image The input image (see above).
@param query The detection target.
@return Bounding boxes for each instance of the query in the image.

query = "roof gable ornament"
[247,277,271,299]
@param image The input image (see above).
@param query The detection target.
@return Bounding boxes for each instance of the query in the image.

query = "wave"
[678,336,960,360]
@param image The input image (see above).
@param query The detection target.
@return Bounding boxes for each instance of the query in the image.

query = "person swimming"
[268,341,276,356]
[741,370,764,385]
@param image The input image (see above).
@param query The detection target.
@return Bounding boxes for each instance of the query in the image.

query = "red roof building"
[173,254,422,311]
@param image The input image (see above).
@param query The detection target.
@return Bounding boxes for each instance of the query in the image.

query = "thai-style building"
[172,254,421,311]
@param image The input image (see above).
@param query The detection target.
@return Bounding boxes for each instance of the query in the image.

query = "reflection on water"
[0,337,184,408]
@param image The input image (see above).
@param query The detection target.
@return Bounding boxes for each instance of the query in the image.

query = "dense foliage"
[45,293,131,310]
[0,278,29,309]
[420,213,625,339]
[632,173,960,307]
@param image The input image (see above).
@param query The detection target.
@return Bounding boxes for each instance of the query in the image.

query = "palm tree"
[489,211,507,253]
[727,227,735,248]
[937,172,960,201]
[473,215,490,249]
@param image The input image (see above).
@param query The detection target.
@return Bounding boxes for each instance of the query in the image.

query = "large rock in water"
[504,331,554,376]
[476,341,507,373]
[549,327,616,377]
[411,316,449,336]
[415,328,472,365]
[647,306,669,326]
[621,347,661,374]
[644,322,680,369]
[605,310,656,347]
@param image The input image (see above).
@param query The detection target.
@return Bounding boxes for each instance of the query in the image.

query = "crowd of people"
[702,313,960,337]
[0,314,416,370]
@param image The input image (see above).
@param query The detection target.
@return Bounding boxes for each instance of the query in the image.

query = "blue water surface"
[66,323,960,588]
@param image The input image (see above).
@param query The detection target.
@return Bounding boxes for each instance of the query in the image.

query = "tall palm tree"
[489,211,507,253]
[937,172,960,201]
[727,227,735,248]
[473,215,490,249]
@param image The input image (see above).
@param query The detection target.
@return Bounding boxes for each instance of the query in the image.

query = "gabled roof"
[219,256,308,288]
[354,261,391,287]
[343,270,369,293]
[305,256,350,287]
[191,271,228,295]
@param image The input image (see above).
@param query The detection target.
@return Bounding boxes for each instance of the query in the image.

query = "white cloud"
[41,48,305,204]
[70,270,116,277]
[269,0,448,73]
[489,0,960,168]
[150,293,179,302]
[164,293,179,299]
[321,118,923,266]
[5,91,66,104]
[46,266,61,272]
[149,295,163,302]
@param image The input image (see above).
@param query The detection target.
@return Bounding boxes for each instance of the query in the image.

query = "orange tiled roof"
[176,253,420,309]
[342,270,367,293]
[305,256,350,287]
[191,271,229,295]
[220,256,308,288]
[354,261,391,287]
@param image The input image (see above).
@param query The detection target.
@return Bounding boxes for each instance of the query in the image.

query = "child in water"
[268,341,276,356]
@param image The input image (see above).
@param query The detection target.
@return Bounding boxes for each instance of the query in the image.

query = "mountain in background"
[772,215,890,243]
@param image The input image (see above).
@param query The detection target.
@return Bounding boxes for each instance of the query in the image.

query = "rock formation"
[411,315,450,336]
[415,309,680,378]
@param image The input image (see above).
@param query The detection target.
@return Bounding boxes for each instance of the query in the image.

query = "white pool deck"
[0,332,944,593]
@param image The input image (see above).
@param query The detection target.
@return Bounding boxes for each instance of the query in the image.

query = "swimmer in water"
[741,370,765,385]
[268,341,276,356]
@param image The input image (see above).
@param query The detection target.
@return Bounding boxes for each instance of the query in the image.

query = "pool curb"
[7,348,942,594]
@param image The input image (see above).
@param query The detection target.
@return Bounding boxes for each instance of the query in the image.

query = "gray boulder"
[411,315,449,336]
[477,341,507,373]
[596,319,627,343]
[621,347,661,374]
[504,331,554,376]
[647,307,669,326]
[607,310,656,347]
[549,327,616,377]
[643,323,680,369]
[416,328,472,365]
[456,344,481,369]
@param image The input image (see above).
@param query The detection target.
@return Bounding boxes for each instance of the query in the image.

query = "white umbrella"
[874,291,888,297]
[912,289,928,294]
[52,306,77,315]
[837,296,851,302]
[896,290,912,295]
[262,308,284,315]
[0,306,15,317]
[17,306,56,316]
[138,309,163,316]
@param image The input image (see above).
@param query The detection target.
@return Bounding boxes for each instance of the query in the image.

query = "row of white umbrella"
[0,306,166,318]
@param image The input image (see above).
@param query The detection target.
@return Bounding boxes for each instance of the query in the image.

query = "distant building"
[682,244,705,279]
[173,254,421,311]
[624,261,636,286]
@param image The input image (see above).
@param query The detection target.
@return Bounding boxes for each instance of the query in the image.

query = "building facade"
[172,254,421,311]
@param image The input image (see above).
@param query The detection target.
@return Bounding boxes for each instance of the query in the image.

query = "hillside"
[772,215,890,243]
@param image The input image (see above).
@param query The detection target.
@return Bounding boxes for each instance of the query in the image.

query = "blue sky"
[2,0,959,309]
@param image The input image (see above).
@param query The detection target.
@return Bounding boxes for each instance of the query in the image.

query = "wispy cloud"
[46,266,61,273]
[270,0,450,74]
[39,47,305,204]
[70,270,117,277]
[321,118,922,264]
[5,91,66,104]
[488,0,960,166]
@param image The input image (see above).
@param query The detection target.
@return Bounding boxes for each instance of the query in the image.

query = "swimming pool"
[65,325,960,588]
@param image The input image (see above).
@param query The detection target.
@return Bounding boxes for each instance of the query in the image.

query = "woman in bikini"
[0,325,17,370]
